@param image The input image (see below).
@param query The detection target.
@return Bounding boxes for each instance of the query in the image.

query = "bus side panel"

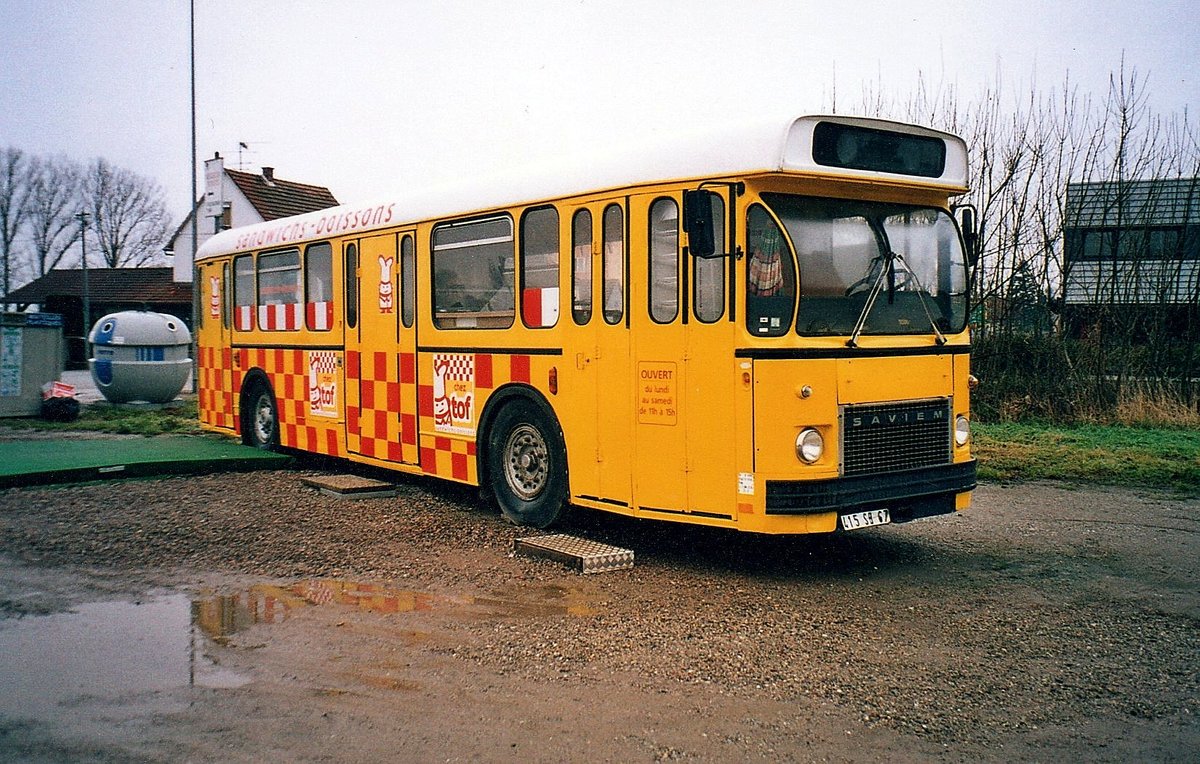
[239,346,345,458]
[414,351,553,485]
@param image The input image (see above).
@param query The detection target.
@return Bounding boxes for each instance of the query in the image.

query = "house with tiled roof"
[165,154,339,283]
[3,267,192,367]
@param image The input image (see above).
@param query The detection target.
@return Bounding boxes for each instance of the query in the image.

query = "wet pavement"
[60,368,195,406]
[0,593,249,725]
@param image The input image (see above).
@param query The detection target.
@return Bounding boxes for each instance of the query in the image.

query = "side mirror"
[956,205,980,267]
[683,190,716,258]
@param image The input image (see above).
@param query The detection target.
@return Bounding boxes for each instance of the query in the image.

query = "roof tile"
[3,268,191,305]
[226,168,339,220]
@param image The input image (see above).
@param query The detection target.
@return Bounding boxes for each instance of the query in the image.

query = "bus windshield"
[761,193,968,337]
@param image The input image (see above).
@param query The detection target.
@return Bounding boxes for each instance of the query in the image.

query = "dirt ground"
[0,461,1196,763]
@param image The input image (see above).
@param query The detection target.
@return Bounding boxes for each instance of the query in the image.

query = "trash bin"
[88,310,192,404]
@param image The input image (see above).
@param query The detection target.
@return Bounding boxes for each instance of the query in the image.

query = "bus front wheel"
[486,400,568,528]
[244,384,280,451]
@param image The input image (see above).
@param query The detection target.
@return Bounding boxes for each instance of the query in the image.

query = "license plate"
[840,508,891,531]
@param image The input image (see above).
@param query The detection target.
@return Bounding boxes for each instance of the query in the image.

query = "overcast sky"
[1,0,1195,222]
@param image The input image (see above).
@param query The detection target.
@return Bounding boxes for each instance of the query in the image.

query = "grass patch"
[3,399,204,436]
[974,421,1200,494]
[6,400,1197,495]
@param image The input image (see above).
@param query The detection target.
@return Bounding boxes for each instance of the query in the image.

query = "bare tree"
[835,61,1200,419]
[86,158,172,268]
[25,154,83,277]
[0,147,32,296]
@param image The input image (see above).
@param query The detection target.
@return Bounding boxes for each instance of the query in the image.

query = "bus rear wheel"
[486,399,568,528]
[244,384,280,451]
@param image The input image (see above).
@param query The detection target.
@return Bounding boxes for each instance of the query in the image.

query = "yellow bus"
[194,114,977,535]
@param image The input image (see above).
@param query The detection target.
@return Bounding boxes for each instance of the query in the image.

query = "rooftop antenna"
[234,141,270,172]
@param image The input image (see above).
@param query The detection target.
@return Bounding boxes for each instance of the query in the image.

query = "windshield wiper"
[891,249,948,345]
[846,249,947,347]
[846,251,893,347]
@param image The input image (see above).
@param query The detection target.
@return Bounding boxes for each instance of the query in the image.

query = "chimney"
[262,167,275,185]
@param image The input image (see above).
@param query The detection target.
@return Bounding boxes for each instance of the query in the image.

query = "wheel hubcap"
[255,396,274,442]
[503,424,548,501]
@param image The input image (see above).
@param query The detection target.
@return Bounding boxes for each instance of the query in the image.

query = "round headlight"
[796,428,824,464]
[955,415,970,447]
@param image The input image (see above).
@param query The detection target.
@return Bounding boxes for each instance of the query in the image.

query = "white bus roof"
[196,114,968,261]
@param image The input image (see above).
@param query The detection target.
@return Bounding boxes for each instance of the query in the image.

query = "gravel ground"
[0,462,1197,762]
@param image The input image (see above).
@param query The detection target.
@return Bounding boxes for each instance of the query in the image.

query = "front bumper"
[764,460,976,519]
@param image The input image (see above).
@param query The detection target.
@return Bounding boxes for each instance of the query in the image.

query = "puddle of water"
[0,594,248,724]
[0,579,594,723]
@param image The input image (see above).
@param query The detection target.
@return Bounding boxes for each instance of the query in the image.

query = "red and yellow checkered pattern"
[197,344,236,430]
[416,353,534,483]
[199,341,547,487]
[236,347,343,457]
[346,349,417,464]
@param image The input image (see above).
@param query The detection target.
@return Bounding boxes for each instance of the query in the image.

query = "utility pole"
[190,0,199,393]
[75,211,90,340]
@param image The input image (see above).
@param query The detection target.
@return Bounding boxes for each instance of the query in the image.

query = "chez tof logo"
[846,403,946,430]
[432,354,475,435]
[307,352,339,418]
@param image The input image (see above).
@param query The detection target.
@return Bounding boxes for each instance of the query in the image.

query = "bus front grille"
[840,398,952,476]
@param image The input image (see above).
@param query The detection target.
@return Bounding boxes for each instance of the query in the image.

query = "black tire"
[244,384,280,450]
[486,399,568,528]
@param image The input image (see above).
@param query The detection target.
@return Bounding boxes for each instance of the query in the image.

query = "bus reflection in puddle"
[193,579,595,640]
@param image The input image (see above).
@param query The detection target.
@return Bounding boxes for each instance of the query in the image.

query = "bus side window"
[649,197,679,323]
[257,248,302,331]
[221,262,230,329]
[233,254,255,331]
[431,216,515,329]
[520,206,560,329]
[572,209,593,325]
[602,204,624,325]
[745,205,796,337]
[196,266,205,330]
[694,192,725,322]
[345,243,358,330]
[400,234,415,329]
[305,242,334,331]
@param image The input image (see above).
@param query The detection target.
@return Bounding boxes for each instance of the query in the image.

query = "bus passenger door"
[595,202,633,505]
[345,231,418,463]
[565,201,632,508]
[197,260,235,430]
[629,193,689,515]
[683,189,738,520]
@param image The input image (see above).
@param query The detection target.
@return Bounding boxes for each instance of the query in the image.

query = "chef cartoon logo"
[378,255,394,313]
[209,276,221,318]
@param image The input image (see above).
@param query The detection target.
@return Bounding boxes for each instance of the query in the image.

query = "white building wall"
[171,156,264,283]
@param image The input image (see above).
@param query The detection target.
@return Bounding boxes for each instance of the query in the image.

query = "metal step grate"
[300,474,399,499]
[514,534,635,574]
